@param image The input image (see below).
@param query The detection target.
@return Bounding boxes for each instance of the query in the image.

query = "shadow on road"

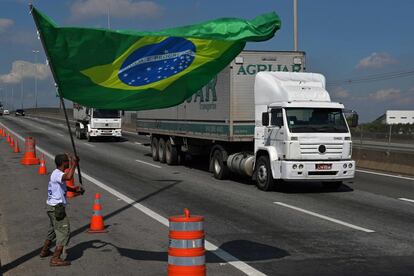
[67,239,288,263]
[276,181,354,194]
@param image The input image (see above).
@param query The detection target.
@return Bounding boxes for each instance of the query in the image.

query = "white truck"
[73,103,122,141]
[136,51,357,190]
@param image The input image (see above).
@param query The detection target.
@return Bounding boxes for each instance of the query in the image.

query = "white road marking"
[56,133,64,137]
[0,121,265,276]
[135,159,161,169]
[134,142,143,145]
[83,143,95,147]
[274,202,375,233]
[399,198,414,203]
[123,130,136,135]
[356,169,414,181]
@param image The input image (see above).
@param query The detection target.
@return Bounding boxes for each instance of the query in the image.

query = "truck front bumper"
[279,160,355,181]
[90,129,122,137]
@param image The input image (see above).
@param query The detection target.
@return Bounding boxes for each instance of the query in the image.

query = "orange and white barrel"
[168,208,205,276]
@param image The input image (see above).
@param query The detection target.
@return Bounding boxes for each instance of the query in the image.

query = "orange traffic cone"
[13,139,20,153]
[2,129,6,137]
[21,137,40,165]
[38,154,47,175]
[64,168,79,199]
[0,128,3,137]
[88,193,107,233]
[9,136,15,147]
[6,133,11,143]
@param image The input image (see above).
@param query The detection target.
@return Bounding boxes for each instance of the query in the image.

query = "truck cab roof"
[255,72,331,106]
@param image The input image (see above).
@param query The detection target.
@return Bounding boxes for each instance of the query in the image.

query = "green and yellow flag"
[32,7,280,110]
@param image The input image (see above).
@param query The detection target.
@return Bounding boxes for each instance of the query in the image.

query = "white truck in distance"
[136,51,357,190]
[73,103,122,141]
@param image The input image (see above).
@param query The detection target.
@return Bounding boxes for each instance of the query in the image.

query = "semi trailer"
[136,51,357,190]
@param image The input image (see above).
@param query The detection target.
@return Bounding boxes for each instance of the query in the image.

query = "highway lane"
[1,115,414,275]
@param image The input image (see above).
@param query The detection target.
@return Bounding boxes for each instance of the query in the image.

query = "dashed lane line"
[135,159,162,169]
[0,121,266,276]
[356,169,414,181]
[83,143,95,147]
[274,202,375,233]
[399,198,414,203]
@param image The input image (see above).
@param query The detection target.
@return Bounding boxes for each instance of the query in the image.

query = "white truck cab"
[74,104,122,141]
[252,72,356,190]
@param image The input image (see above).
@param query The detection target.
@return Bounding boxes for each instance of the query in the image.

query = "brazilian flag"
[32,7,281,110]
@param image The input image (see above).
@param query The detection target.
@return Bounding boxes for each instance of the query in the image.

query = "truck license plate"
[316,164,332,170]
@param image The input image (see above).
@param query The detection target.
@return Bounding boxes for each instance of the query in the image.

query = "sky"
[0,0,413,122]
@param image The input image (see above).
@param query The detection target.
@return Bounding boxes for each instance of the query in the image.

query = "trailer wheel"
[158,138,167,163]
[255,156,275,191]
[165,139,178,165]
[323,181,342,190]
[151,137,159,161]
[211,148,229,180]
[75,126,81,139]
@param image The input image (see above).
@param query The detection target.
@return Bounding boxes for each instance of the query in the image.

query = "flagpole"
[29,4,83,186]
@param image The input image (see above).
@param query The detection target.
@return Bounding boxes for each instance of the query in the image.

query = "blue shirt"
[46,169,67,206]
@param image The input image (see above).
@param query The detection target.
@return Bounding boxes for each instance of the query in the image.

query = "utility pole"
[32,49,40,112]
[107,2,111,29]
[293,0,298,51]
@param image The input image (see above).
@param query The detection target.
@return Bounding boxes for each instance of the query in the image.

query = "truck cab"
[74,104,122,141]
[253,72,356,190]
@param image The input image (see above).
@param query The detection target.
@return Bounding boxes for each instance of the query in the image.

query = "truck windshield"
[285,108,348,133]
[93,109,120,118]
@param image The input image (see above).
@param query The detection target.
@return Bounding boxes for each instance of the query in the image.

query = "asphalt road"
[1,115,414,275]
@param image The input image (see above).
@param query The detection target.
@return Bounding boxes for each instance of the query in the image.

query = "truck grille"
[93,122,120,128]
[300,143,343,155]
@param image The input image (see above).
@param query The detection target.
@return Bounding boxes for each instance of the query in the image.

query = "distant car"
[3,110,9,115]
[15,109,25,116]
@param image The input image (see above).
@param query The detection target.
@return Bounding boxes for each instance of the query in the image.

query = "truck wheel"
[158,138,167,163]
[211,148,229,180]
[323,181,342,190]
[165,139,178,165]
[255,156,275,191]
[87,132,94,142]
[75,127,80,139]
[151,137,159,161]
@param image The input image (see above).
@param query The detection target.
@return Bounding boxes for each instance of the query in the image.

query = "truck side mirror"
[349,113,358,128]
[262,112,269,126]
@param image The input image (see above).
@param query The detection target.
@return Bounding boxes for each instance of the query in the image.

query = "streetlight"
[32,49,40,112]
[21,80,24,109]
[11,87,14,111]
[293,0,298,51]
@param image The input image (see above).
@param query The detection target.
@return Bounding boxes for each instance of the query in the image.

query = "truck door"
[265,109,285,158]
